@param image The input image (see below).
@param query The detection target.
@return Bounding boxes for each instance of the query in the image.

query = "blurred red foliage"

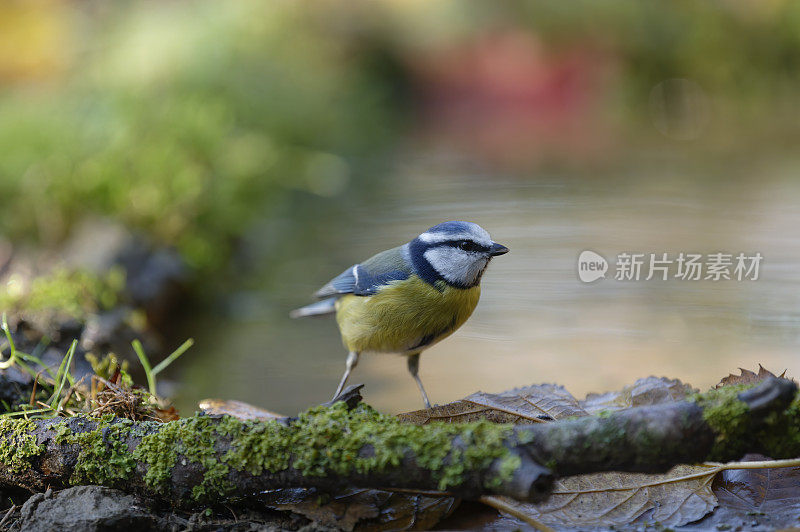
[408,30,618,168]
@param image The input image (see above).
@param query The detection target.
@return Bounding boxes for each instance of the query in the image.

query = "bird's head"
[409,221,509,288]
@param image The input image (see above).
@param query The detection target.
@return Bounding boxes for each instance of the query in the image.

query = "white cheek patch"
[424,247,489,286]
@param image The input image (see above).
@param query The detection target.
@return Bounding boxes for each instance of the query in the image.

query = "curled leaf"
[581,376,697,414]
[398,384,587,425]
[716,365,790,389]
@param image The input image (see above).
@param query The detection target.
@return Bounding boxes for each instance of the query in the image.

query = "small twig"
[0,504,17,529]
[224,504,238,522]
[58,376,87,411]
[710,457,800,470]
[87,376,162,422]
[382,487,455,498]
[581,458,800,494]
[479,496,555,532]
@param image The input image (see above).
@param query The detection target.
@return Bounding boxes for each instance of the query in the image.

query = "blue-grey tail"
[289,297,337,319]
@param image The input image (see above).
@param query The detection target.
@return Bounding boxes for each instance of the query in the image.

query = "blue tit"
[291,221,509,408]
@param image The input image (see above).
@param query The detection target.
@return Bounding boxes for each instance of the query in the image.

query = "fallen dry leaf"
[688,454,800,530]
[581,376,697,414]
[485,464,720,529]
[716,365,789,389]
[397,384,588,425]
[197,398,285,420]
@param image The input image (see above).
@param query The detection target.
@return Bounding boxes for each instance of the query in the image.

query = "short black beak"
[489,242,509,256]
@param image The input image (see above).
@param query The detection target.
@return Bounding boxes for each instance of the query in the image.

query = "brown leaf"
[486,464,720,528]
[197,398,285,421]
[581,376,697,414]
[262,488,458,531]
[716,365,788,389]
[689,454,800,530]
[154,405,179,422]
[397,384,587,425]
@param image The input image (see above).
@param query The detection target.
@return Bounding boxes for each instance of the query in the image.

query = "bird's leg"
[333,351,359,400]
[407,352,432,409]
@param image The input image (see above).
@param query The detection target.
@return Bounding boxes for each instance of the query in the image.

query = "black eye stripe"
[438,240,489,252]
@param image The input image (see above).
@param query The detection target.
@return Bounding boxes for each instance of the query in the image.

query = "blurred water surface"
[172,154,800,415]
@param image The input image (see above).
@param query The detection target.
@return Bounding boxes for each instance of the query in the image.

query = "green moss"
[760,390,800,458]
[133,415,234,499]
[0,267,126,319]
[0,417,44,473]
[692,385,752,461]
[132,402,521,502]
[53,416,138,486]
[222,402,518,492]
[486,454,523,490]
[132,421,180,494]
[516,429,536,445]
[692,384,800,461]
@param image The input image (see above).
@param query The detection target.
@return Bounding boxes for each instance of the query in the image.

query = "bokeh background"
[2,0,800,415]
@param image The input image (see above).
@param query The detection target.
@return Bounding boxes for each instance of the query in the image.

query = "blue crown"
[425,221,475,235]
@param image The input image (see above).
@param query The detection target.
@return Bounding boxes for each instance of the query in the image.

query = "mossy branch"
[0,388,552,506]
[0,379,797,508]
[516,377,800,476]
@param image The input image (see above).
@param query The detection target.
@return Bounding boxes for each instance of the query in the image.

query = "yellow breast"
[334,276,481,354]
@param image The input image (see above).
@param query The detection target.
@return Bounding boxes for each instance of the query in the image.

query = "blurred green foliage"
[541,1,800,129]
[0,267,125,319]
[0,2,397,271]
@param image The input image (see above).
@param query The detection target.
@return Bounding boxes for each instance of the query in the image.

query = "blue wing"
[314,245,411,298]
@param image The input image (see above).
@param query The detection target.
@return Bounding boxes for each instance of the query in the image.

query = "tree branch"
[0,379,796,507]
[0,386,552,506]
[516,377,798,476]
